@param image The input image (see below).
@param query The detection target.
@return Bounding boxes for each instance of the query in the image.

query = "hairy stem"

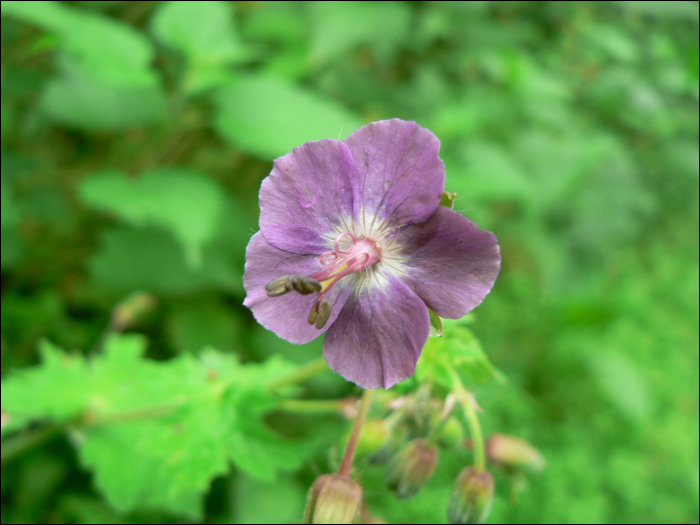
[451,371,486,472]
[1,424,62,464]
[338,389,375,478]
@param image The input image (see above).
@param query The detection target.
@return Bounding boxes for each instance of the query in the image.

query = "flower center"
[265,231,381,329]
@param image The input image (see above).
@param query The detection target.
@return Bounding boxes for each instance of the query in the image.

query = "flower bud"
[448,467,494,524]
[385,438,439,499]
[304,474,363,524]
[110,292,156,331]
[486,433,545,473]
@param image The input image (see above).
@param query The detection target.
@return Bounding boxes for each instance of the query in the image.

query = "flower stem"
[451,371,486,472]
[265,357,329,391]
[1,424,62,464]
[338,389,374,478]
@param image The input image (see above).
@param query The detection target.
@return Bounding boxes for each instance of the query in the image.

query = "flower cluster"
[244,119,500,388]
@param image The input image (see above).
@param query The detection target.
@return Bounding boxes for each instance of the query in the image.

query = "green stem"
[265,357,329,391]
[1,424,62,464]
[427,396,456,445]
[451,371,486,472]
[277,399,345,414]
[338,389,374,478]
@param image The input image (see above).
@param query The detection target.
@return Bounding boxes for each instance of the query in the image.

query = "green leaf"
[1,335,306,517]
[416,320,502,389]
[213,74,364,159]
[80,169,225,268]
[1,340,91,421]
[2,1,157,86]
[151,1,250,94]
[588,351,652,421]
[89,227,242,295]
[151,1,246,61]
[448,140,531,203]
[40,63,165,130]
[309,1,411,64]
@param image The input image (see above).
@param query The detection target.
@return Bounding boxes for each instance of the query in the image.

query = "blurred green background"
[1,1,698,523]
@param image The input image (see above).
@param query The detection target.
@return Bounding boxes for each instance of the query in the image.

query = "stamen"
[307,303,319,325]
[315,299,332,329]
[266,274,321,297]
[291,275,322,294]
[266,275,293,296]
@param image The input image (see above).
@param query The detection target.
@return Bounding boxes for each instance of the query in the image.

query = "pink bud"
[448,467,494,524]
[304,474,363,524]
[486,433,545,473]
[385,438,439,498]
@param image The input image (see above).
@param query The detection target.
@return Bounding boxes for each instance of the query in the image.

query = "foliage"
[1,1,698,524]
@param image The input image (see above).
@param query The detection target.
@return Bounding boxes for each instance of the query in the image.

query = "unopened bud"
[448,467,494,524]
[304,474,363,524]
[486,433,545,473]
[385,438,439,498]
[110,292,156,331]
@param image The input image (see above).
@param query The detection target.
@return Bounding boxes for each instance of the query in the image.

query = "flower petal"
[243,232,353,344]
[344,119,445,233]
[394,206,500,319]
[260,139,359,254]
[323,273,430,389]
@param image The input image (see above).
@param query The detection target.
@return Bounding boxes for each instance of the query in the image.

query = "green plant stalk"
[451,370,486,472]
[265,357,329,391]
[427,399,456,445]
[1,424,62,464]
[338,389,375,478]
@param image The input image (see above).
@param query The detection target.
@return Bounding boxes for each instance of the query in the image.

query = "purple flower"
[243,119,500,389]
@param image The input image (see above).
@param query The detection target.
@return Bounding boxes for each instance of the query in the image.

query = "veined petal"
[344,119,445,234]
[260,139,359,254]
[323,273,430,389]
[395,206,500,319]
[243,232,353,344]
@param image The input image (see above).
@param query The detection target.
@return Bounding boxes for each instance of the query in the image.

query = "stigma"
[265,231,382,328]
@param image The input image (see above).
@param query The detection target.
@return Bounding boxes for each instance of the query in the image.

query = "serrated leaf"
[2,340,91,421]
[213,74,364,159]
[2,1,157,86]
[80,169,225,268]
[416,323,502,389]
[0,335,307,517]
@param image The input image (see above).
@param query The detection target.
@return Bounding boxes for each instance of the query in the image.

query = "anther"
[315,299,332,329]
[308,303,319,326]
[266,275,321,297]
[266,275,293,297]
[291,275,322,294]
